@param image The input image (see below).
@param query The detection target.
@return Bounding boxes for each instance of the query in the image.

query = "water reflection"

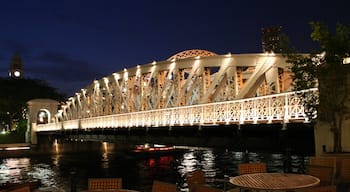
[0,158,30,183]
[0,158,61,190]
[0,144,310,192]
[101,142,109,169]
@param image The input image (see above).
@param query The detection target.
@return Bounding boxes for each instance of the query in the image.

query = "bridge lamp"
[152,61,157,65]
[113,73,120,81]
[94,80,100,87]
[195,56,200,59]
[263,51,275,56]
[226,52,232,57]
[123,68,128,80]
[103,77,109,84]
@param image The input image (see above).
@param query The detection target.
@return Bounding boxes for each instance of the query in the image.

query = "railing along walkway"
[37,88,317,131]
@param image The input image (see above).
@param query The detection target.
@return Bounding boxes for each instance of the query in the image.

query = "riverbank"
[0,143,32,158]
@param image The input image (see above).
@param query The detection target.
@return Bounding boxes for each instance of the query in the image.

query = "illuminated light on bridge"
[36,50,316,132]
[37,88,317,131]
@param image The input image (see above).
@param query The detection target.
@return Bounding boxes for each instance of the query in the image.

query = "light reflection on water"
[0,145,310,192]
[0,158,61,190]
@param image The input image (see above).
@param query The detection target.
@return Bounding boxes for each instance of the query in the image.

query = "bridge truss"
[35,50,317,131]
[55,51,296,123]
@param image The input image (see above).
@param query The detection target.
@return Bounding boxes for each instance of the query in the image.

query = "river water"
[0,142,311,192]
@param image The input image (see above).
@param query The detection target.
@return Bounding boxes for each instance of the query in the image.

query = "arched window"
[37,109,50,124]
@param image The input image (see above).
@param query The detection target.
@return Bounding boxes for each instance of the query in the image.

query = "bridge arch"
[37,109,51,124]
[56,51,293,122]
[167,49,217,61]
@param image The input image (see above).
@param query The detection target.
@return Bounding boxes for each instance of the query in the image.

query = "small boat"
[133,143,176,153]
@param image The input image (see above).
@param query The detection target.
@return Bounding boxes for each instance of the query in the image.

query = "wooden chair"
[8,186,31,192]
[238,162,267,175]
[336,158,350,192]
[306,165,334,185]
[194,185,222,192]
[187,169,206,185]
[186,169,237,192]
[152,180,177,192]
[339,158,350,183]
[309,157,336,167]
[88,178,122,191]
[186,170,206,192]
[309,157,337,178]
[304,185,336,192]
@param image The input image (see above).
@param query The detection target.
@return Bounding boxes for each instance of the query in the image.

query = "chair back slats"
[186,170,206,192]
[339,158,350,183]
[309,157,337,168]
[186,169,206,185]
[309,157,336,175]
[306,165,334,185]
[88,178,122,190]
[194,185,222,192]
[152,180,177,192]
[309,156,338,182]
[238,163,267,175]
[8,186,31,192]
[304,185,336,192]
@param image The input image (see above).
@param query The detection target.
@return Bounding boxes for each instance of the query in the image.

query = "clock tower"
[9,52,24,79]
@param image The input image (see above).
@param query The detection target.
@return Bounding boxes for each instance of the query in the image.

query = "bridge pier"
[26,99,59,145]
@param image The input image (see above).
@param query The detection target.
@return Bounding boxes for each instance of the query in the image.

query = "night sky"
[0,0,349,97]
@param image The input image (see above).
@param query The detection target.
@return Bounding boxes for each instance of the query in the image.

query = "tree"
[0,77,66,131]
[284,22,350,152]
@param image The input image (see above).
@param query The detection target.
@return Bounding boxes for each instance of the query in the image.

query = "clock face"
[14,71,21,77]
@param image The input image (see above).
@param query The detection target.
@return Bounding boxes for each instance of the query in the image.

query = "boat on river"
[133,143,175,153]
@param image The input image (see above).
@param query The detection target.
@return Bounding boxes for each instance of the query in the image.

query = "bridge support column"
[281,123,287,130]
[28,123,38,145]
[26,99,59,145]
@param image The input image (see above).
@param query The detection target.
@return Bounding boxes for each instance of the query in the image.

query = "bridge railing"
[36,88,317,131]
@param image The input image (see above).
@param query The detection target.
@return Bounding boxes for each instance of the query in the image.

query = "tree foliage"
[284,22,350,152]
[0,77,65,130]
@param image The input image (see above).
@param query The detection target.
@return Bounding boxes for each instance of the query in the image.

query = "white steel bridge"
[36,50,315,132]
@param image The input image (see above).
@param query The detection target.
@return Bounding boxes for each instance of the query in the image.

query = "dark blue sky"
[0,0,349,96]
